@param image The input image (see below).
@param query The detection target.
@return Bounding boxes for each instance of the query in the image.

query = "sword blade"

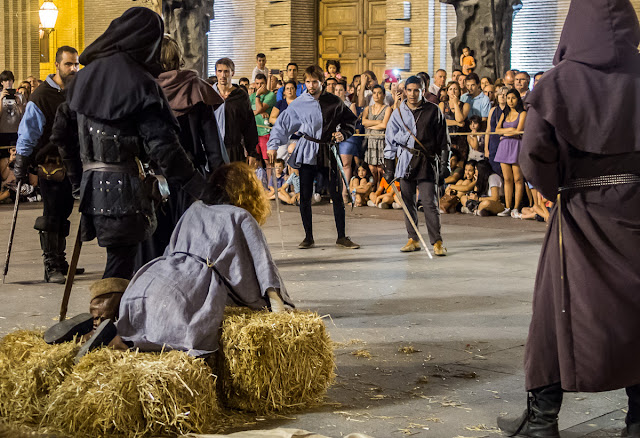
[390,182,433,259]
[271,166,285,250]
[59,221,82,322]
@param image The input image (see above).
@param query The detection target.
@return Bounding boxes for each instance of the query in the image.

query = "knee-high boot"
[624,384,640,437]
[497,383,563,438]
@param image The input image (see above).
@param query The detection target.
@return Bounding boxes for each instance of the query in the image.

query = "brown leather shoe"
[336,236,360,249]
[400,238,421,252]
[433,240,447,256]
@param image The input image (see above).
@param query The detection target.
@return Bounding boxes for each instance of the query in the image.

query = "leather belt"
[559,173,640,191]
[302,134,328,146]
[83,161,139,176]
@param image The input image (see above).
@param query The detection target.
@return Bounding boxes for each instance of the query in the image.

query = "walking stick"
[270,162,285,251]
[389,182,433,259]
[59,221,82,322]
[2,181,22,284]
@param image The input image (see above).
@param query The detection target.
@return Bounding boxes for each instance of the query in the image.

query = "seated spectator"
[467,115,485,161]
[251,53,269,83]
[446,160,477,198]
[267,158,286,200]
[349,163,374,207]
[480,76,493,90]
[462,160,504,216]
[461,73,491,121]
[278,165,300,205]
[368,176,400,209]
[362,85,392,190]
[460,46,476,75]
[494,89,527,218]
[325,60,343,80]
[439,81,470,160]
[0,146,38,203]
[444,149,464,185]
[520,191,553,222]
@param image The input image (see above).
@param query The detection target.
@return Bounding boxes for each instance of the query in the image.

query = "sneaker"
[400,238,421,252]
[298,238,315,249]
[511,209,522,219]
[312,193,322,204]
[460,206,471,214]
[336,236,360,249]
[44,313,94,345]
[367,200,376,207]
[433,240,447,256]
[74,319,117,364]
[392,202,402,210]
[497,208,512,217]
[378,203,391,209]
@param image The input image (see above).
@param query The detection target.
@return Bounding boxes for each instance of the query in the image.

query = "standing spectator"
[457,73,468,94]
[483,84,496,106]
[532,71,545,90]
[16,83,31,102]
[358,70,394,107]
[276,63,305,101]
[362,85,392,190]
[480,76,493,90]
[416,72,439,105]
[268,73,279,92]
[324,77,338,94]
[269,80,297,125]
[25,75,38,92]
[338,80,363,200]
[213,57,260,165]
[460,46,476,74]
[250,73,277,178]
[515,71,531,100]
[466,115,485,161]
[439,81,470,161]
[503,70,516,88]
[13,47,80,284]
[461,73,491,121]
[238,77,250,89]
[451,69,463,83]
[494,89,527,217]
[251,53,268,82]
[429,69,447,96]
[0,70,26,146]
[324,60,343,80]
[485,86,509,176]
[384,75,450,255]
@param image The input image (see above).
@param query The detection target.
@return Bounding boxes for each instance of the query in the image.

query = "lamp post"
[39,0,58,63]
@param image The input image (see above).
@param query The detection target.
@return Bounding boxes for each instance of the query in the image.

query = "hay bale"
[0,330,78,424]
[219,308,335,413]
[44,348,218,437]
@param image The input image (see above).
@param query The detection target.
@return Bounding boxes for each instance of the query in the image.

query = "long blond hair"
[206,162,271,225]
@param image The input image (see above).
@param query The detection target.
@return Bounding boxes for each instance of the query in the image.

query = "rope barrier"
[256,125,525,138]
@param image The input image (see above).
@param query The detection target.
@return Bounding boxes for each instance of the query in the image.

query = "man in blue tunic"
[267,65,359,250]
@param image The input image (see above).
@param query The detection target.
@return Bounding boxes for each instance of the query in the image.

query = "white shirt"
[485,173,504,197]
[429,83,441,96]
[251,66,269,82]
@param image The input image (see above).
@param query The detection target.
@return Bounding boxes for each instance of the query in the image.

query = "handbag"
[439,193,460,212]
[37,156,66,182]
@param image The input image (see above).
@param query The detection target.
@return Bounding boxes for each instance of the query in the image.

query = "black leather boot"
[497,383,563,437]
[40,231,65,284]
[624,384,640,437]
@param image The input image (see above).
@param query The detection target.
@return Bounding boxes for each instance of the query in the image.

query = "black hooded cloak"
[520,0,640,392]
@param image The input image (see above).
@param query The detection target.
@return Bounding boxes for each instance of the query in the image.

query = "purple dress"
[494,113,522,165]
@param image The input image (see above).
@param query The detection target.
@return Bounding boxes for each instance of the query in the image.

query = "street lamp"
[39,0,58,30]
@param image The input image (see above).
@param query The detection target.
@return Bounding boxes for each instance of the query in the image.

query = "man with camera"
[384,75,451,255]
[13,46,81,284]
[0,70,26,147]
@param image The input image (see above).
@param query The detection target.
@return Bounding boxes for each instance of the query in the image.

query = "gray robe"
[116,202,292,356]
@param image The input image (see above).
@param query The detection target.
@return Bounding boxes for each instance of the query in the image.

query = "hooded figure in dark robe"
[55,8,207,327]
[134,35,228,269]
[497,1,640,437]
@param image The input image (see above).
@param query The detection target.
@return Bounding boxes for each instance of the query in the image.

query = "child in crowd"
[251,53,268,82]
[349,164,374,207]
[467,115,485,161]
[252,157,268,190]
[444,149,465,185]
[460,47,476,75]
[325,60,343,80]
[267,158,286,200]
[278,166,300,205]
[468,160,505,216]
[368,176,400,209]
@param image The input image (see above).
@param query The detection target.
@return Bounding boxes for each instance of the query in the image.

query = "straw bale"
[218,308,335,413]
[0,330,78,424]
[44,348,218,437]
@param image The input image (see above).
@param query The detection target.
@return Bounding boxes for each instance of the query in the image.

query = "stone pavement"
[0,201,628,437]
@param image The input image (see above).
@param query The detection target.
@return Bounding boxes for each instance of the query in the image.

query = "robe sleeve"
[198,104,225,170]
[384,109,410,160]
[519,107,560,200]
[267,106,302,150]
[241,92,260,159]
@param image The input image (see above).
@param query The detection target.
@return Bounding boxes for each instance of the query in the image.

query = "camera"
[269,69,281,75]
[4,88,16,99]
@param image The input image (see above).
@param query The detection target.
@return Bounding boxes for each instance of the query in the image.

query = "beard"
[60,70,76,86]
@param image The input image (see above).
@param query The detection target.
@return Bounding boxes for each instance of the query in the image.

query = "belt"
[559,174,640,191]
[83,161,139,176]
[302,134,329,146]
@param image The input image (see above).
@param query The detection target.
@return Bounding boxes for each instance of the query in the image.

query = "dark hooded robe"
[61,8,206,252]
[134,69,227,269]
[520,0,640,392]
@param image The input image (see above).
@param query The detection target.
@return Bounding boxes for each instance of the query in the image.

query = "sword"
[270,163,285,250]
[389,180,433,259]
[2,181,22,283]
[330,127,355,210]
[59,220,82,322]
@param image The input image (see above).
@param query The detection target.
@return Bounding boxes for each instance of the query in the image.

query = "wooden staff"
[59,221,82,322]
[2,182,22,284]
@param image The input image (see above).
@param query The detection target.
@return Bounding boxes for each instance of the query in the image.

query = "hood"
[553,0,640,69]
[157,70,224,117]
[79,7,164,76]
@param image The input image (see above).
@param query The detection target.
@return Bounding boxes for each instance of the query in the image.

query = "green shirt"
[249,91,277,136]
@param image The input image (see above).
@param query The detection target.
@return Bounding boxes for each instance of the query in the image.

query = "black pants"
[298,164,345,240]
[400,178,442,245]
[39,176,74,222]
[104,244,138,280]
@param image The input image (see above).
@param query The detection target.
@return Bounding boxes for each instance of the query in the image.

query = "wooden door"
[319,0,386,84]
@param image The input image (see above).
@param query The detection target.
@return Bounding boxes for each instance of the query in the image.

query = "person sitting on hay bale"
[46,161,293,361]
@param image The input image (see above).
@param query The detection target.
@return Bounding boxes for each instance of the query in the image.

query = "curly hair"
[206,162,271,225]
